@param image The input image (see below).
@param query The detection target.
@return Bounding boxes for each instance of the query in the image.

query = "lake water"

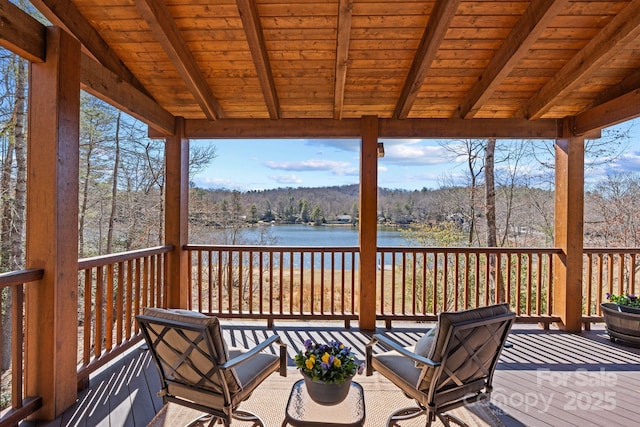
[208,224,417,269]
[211,224,415,247]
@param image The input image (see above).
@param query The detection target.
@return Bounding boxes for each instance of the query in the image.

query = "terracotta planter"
[601,302,640,345]
[301,372,353,406]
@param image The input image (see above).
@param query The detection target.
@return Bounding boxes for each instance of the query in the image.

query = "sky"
[191,118,640,192]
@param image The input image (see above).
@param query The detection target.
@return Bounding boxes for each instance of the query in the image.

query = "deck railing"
[76,245,171,386]
[583,248,640,319]
[185,245,564,325]
[377,247,560,324]
[0,269,44,426]
[185,245,360,325]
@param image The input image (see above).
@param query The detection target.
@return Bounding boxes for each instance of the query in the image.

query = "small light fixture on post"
[377,142,385,158]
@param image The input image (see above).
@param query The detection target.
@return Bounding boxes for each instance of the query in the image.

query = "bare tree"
[0,55,27,370]
[441,139,486,245]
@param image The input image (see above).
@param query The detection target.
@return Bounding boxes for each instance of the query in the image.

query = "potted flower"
[601,293,640,345]
[606,293,640,313]
[294,339,362,405]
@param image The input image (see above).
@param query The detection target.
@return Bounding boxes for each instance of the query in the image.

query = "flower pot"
[301,372,353,406]
[601,302,640,345]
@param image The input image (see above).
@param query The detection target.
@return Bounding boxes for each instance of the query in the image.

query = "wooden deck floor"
[21,322,640,427]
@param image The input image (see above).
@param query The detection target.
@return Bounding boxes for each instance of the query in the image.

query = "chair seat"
[166,348,280,408]
[371,347,423,402]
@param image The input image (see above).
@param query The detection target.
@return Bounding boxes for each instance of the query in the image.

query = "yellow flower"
[321,352,330,364]
[305,356,315,370]
[333,358,341,367]
[339,344,344,349]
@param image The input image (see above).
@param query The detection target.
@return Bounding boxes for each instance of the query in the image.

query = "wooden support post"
[358,115,378,330]
[165,117,190,308]
[25,26,80,420]
[553,118,584,332]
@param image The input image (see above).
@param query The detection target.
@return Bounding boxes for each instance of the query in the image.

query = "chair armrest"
[220,334,287,376]
[366,333,440,375]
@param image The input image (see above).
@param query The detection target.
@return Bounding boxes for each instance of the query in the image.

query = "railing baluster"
[454,252,459,311]
[422,252,427,314]
[516,254,522,315]
[143,256,149,311]
[506,253,512,307]
[432,252,438,315]
[536,254,542,315]
[484,253,490,307]
[526,254,532,315]
[117,261,124,345]
[84,269,92,365]
[207,250,213,313]
[217,251,223,313]
[12,284,24,409]
[463,252,469,310]
[279,251,284,315]
[239,251,244,315]
[125,260,133,339]
[197,250,203,312]
[150,255,156,308]
[631,253,637,296]
[106,264,114,352]
[474,253,480,308]
[310,252,315,315]
[618,253,625,295]
[268,251,272,315]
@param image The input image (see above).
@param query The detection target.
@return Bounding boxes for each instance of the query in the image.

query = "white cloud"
[380,140,463,166]
[269,174,302,185]
[264,159,358,176]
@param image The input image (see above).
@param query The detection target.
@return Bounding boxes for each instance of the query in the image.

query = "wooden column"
[25,27,80,420]
[553,118,584,332]
[165,117,190,308]
[358,115,378,330]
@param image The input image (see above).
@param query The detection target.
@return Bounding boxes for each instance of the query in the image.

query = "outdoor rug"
[147,369,506,426]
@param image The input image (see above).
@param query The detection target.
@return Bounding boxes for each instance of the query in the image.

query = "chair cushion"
[430,303,510,362]
[413,326,437,366]
[371,347,425,403]
[142,308,241,394]
[417,304,511,392]
[166,347,279,409]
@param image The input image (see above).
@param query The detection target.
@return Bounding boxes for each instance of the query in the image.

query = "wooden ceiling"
[14,0,640,137]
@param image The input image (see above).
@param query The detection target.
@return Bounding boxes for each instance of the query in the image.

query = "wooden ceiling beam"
[157,118,560,140]
[574,88,640,136]
[236,0,280,119]
[522,0,640,120]
[0,0,175,135]
[394,0,461,119]
[135,0,223,121]
[30,0,150,96]
[333,0,353,120]
[458,0,567,119]
[81,54,176,136]
[0,0,45,63]
[587,68,640,110]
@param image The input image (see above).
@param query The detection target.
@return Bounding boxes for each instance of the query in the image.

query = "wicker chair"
[365,304,515,426]
[137,308,287,426]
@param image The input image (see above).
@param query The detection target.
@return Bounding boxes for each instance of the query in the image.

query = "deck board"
[21,322,640,427]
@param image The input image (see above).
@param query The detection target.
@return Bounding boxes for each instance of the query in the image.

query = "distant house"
[336,215,352,223]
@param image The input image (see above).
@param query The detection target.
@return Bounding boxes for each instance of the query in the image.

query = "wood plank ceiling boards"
[11,0,640,139]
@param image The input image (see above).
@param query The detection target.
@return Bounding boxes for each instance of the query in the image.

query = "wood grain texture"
[1,0,630,131]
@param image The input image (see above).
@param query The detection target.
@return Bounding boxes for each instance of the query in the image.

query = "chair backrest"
[417,304,515,401]
[137,308,242,399]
